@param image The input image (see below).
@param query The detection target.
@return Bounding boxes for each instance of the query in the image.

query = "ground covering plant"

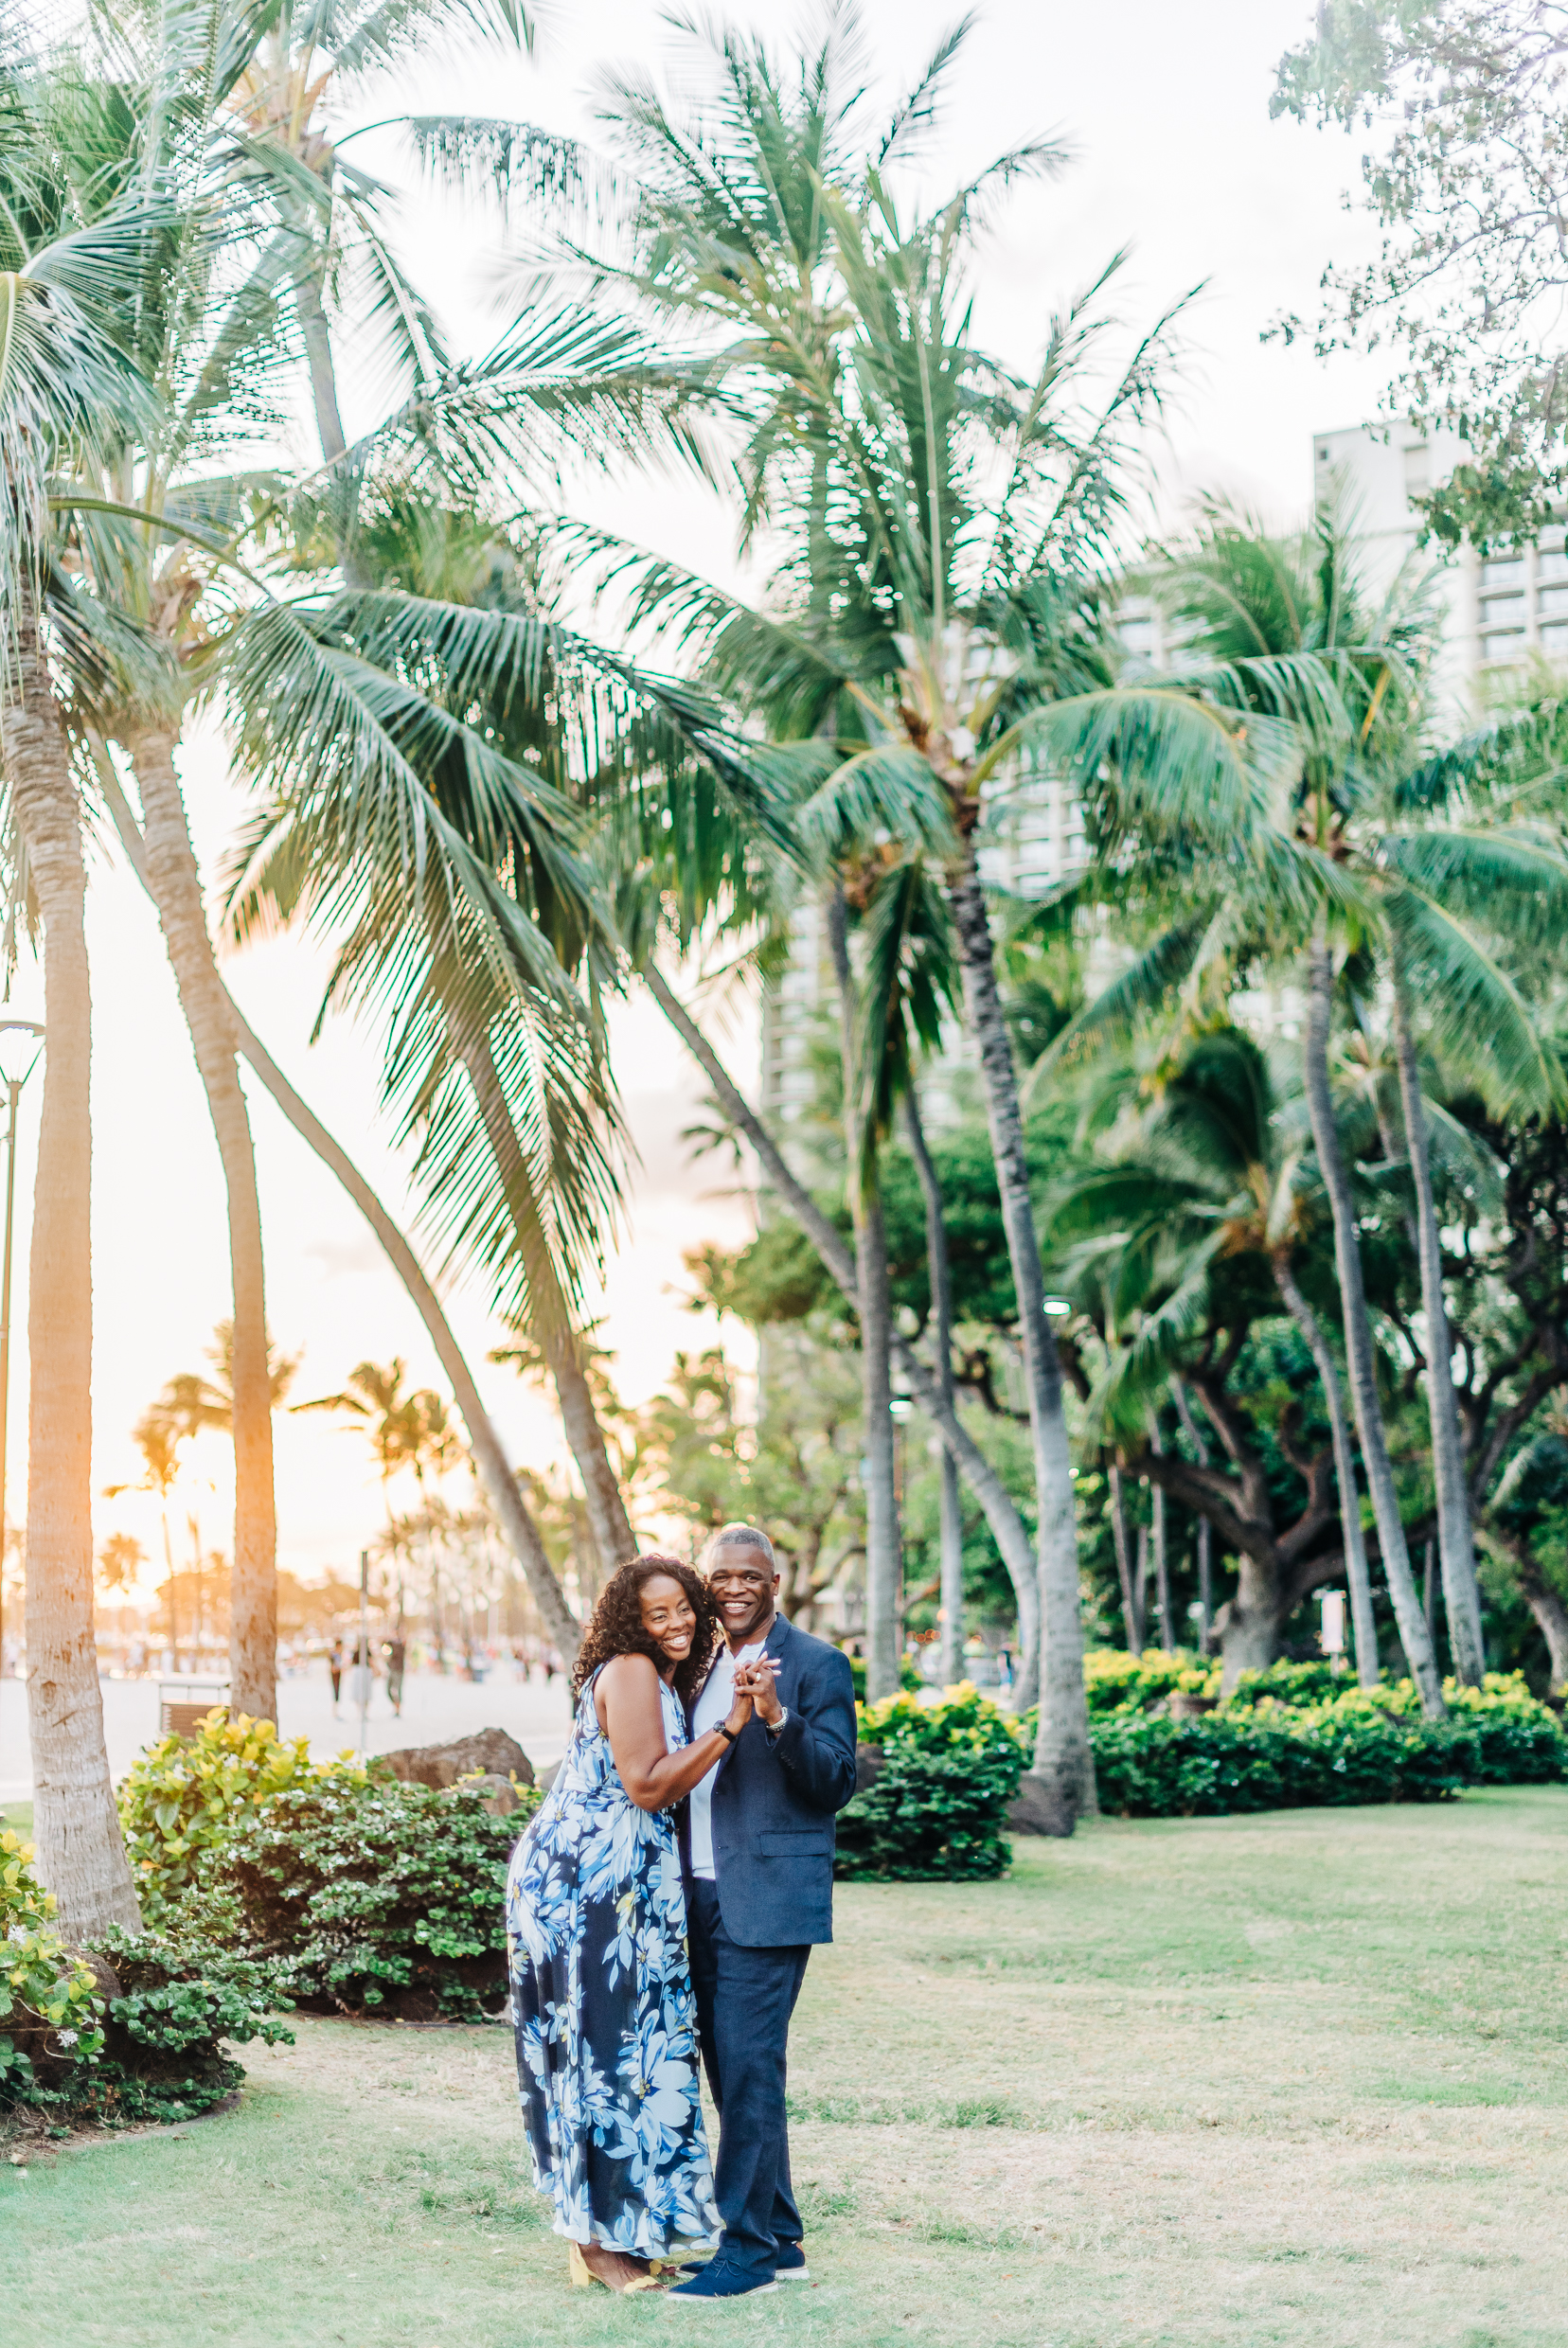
[6,1793,1566,2348]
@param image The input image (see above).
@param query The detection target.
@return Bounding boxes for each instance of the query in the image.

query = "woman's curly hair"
[571,1554,720,1710]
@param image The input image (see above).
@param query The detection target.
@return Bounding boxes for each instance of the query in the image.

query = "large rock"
[380,1727,534,1790]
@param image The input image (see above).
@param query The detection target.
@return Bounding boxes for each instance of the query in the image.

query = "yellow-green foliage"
[117,1711,367,1919]
[1082,1648,1216,1713]
[0,1831,104,2099]
[857,1681,1030,1760]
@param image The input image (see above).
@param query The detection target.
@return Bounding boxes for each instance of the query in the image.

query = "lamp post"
[0,1020,44,1703]
[358,1548,370,1757]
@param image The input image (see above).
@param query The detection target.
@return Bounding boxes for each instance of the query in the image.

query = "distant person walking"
[329,1638,344,1713]
[383,1634,406,1717]
[347,1631,374,1715]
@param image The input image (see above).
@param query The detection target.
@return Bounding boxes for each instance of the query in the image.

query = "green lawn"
[7,1788,1568,2347]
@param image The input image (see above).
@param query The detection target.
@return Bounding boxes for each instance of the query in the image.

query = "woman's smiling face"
[638,1574,697,1671]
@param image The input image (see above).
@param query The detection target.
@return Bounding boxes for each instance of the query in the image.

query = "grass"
[6,1788,1568,2347]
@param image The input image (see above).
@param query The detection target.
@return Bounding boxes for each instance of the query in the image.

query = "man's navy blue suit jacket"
[679,1613,857,1948]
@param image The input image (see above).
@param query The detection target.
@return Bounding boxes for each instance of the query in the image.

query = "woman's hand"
[733,1655,784,1727]
[722,1689,754,1740]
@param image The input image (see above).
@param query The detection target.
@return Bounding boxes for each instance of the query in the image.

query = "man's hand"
[733,1655,784,1727]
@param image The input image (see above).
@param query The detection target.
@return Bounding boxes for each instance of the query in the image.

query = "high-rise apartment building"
[1312,420,1568,698]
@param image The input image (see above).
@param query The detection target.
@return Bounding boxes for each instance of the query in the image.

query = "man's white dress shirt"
[687,1637,767,1879]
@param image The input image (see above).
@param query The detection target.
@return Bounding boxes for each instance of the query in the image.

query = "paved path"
[0,1663,574,1800]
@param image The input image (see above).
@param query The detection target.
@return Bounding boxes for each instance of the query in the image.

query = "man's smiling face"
[705,1545,779,1647]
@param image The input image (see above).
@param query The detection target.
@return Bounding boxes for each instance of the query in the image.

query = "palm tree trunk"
[1391,970,1488,1685]
[129,732,276,1723]
[3,607,139,1933]
[1273,1254,1381,1689]
[1149,1417,1174,1654]
[826,886,901,1702]
[904,1088,966,1688]
[1109,1464,1142,1656]
[1171,1379,1214,1648]
[456,1025,636,1578]
[1510,1549,1568,1692]
[642,961,1043,1696]
[94,756,581,1663]
[1304,929,1444,1716]
[944,838,1092,1828]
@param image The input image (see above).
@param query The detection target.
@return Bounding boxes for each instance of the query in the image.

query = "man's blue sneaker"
[668,2260,779,2302]
[773,2242,811,2282]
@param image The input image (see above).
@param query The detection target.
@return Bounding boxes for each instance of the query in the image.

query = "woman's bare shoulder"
[597,1650,662,1699]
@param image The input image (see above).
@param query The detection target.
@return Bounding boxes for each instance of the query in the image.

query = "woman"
[507,1553,751,2291]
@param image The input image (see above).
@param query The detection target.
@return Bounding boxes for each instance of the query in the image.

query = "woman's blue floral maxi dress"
[506,1667,720,2256]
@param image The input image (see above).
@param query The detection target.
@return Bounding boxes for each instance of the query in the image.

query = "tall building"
[1311,420,1568,700]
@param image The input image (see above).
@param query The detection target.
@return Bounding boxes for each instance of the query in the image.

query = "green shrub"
[1090,1707,1478,1818]
[1316,1674,1566,1784]
[1081,1649,1215,1714]
[78,1926,293,2126]
[1,1831,104,2111]
[117,1710,365,1920]
[839,1685,1026,1880]
[1,1832,288,2130]
[1225,1660,1345,1709]
[221,1776,538,2021]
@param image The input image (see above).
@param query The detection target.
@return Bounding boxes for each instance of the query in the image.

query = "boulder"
[853,1741,883,1796]
[465,1772,526,1818]
[380,1727,533,1790]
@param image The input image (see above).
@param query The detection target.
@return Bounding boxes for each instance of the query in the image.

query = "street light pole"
[358,1548,370,1758]
[0,1023,44,1700]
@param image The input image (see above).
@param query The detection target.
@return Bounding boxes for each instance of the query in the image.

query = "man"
[383,1632,406,1717]
[671,1522,857,2303]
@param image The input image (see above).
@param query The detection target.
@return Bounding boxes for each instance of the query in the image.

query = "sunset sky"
[4,0,1396,1602]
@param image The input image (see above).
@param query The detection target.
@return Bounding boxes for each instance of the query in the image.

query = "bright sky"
[5,0,1399,1601]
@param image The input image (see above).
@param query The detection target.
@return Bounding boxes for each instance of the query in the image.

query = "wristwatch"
[715,1720,739,1745]
[766,1708,789,1740]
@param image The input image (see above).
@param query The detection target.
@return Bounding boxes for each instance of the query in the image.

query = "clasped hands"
[726,1653,784,1730]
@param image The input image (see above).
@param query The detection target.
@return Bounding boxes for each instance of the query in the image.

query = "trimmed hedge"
[1090,1707,1478,1818]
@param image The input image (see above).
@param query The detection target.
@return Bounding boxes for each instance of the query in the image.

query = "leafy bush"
[838,1685,1026,1880]
[1082,1649,1212,1715]
[1225,1661,1345,1710]
[221,1775,538,2021]
[1,1833,288,2129]
[118,1710,364,1920]
[1,1831,103,2111]
[1318,1674,1566,1784]
[1090,1707,1479,1818]
[76,1927,293,2126]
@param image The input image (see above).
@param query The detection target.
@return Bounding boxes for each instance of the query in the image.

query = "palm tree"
[0,49,158,1930]
[536,12,1204,1817]
[39,1,660,1717]
[106,1411,186,1664]
[1049,1023,1379,1681]
[1049,508,1568,1708]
